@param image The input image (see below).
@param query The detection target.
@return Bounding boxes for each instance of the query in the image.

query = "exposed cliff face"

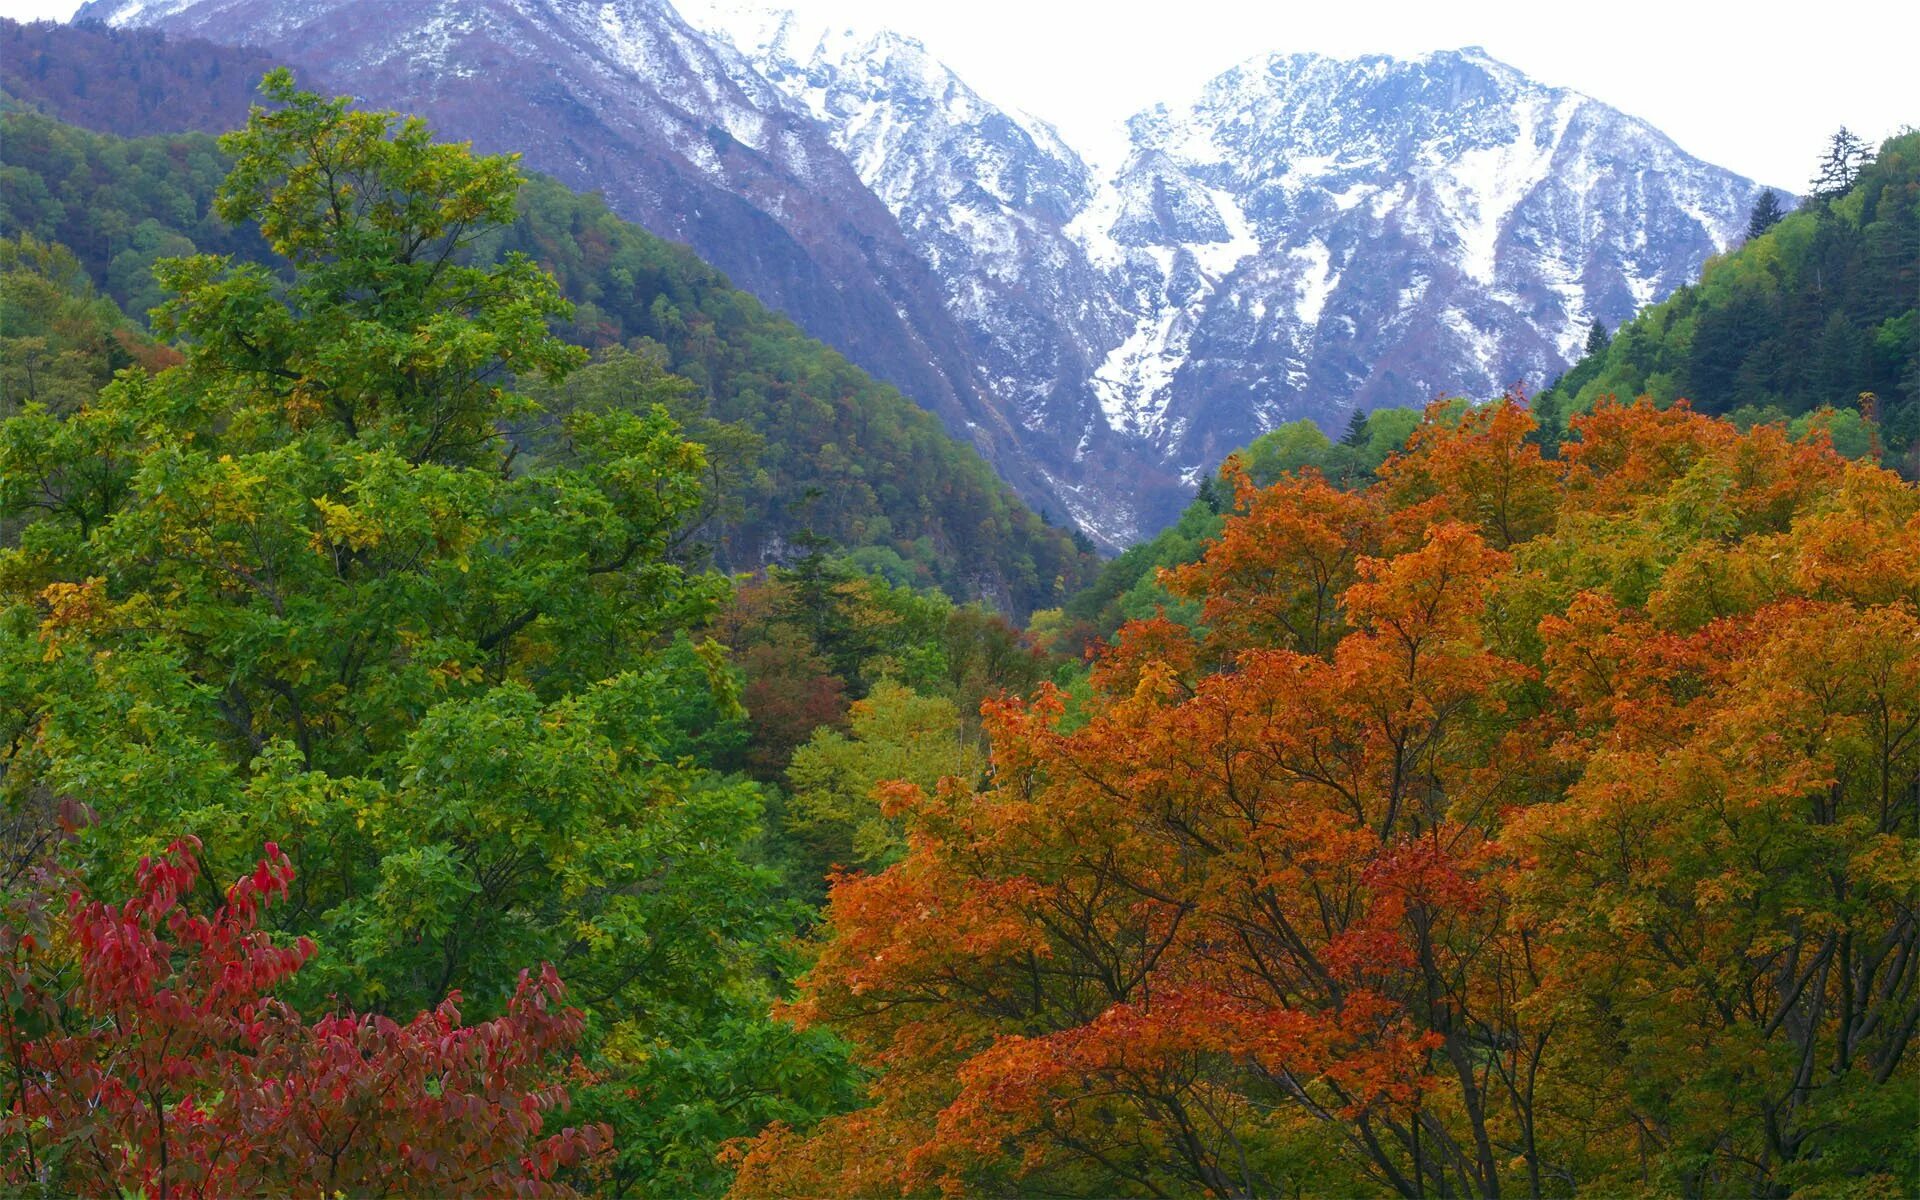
[79,0,1776,545]
[683,9,1774,539]
[1076,48,1769,483]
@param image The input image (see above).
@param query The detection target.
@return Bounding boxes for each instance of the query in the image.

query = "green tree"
[1339,405,1370,447]
[783,679,986,886]
[1193,471,1225,514]
[0,234,154,419]
[1810,126,1871,200]
[0,102,1098,616]
[1584,317,1611,356]
[0,72,849,1196]
[1241,417,1334,485]
[1745,188,1786,240]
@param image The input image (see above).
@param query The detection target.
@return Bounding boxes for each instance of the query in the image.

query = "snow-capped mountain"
[685,8,1772,533]
[682,1,1165,537]
[1078,48,1768,476]
[77,0,1775,545]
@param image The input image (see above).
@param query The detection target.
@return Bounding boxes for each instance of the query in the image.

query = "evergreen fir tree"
[1745,189,1785,240]
[1528,387,1566,454]
[1811,128,1871,200]
[1194,472,1224,514]
[1585,319,1612,357]
[1339,407,1370,447]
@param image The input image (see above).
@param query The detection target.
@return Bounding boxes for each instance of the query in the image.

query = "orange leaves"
[1085,613,1198,696]
[1560,396,1852,533]
[1559,395,1732,508]
[1345,521,1508,639]
[743,396,1920,1198]
[751,480,1533,1193]
[1379,397,1561,549]
[1167,470,1381,656]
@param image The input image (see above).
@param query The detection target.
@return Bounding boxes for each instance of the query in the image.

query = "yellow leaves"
[35,577,109,661]
[431,659,483,690]
[1851,831,1920,892]
[348,793,388,835]
[312,495,384,551]
[597,1018,658,1068]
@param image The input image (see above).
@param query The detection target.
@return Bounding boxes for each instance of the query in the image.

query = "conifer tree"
[1339,406,1370,447]
[1194,471,1224,514]
[1584,318,1611,356]
[1811,127,1871,199]
[1745,188,1786,240]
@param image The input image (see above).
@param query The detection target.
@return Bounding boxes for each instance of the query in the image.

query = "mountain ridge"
[678,3,1777,534]
[70,0,1778,545]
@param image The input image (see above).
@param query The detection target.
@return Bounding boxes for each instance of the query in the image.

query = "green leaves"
[1,74,854,1194]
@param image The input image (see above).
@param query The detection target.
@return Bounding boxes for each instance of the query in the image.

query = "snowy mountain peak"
[1039,42,1772,489]
[680,2,1080,180]
[84,0,1779,547]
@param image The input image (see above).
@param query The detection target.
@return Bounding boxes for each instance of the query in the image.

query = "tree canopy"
[735,398,1920,1199]
[0,74,853,1197]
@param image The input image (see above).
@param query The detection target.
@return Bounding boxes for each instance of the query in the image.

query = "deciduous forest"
[0,61,1914,1200]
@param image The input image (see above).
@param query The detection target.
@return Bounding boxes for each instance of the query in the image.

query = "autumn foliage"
[1,838,609,1197]
[729,398,1920,1198]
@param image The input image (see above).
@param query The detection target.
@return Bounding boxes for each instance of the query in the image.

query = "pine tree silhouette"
[1745,189,1785,240]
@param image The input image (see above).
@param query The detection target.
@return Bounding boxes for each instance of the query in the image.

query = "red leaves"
[2,841,610,1198]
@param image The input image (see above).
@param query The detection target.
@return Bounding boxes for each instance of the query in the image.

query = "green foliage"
[785,679,985,878]
[497,173,1093,613]
[0,233,155,419]
[1242,407,1422,488]
[0,77,849,1196]
[0,92,1097,615]
[1539,131,1919,460]
[0,102,265,311]
[1242,417,1335,483]
[721,557,1055,785]
[1746,188,1786,241]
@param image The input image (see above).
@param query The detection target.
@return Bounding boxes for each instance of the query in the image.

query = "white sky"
[5,0,1913,187]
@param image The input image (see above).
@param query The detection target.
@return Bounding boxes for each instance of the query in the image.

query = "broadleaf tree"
[0,71,851,1196]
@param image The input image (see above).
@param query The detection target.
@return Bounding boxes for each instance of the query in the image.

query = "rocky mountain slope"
[681,6,1778,536]
[1079,47,1772,477]
[76,0,1776,544]
[684,3,1161,537]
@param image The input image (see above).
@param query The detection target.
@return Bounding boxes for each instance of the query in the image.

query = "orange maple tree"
[728,398,1919,1198]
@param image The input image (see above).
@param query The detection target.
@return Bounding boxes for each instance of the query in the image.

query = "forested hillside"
[0,17,298,136]
[0,74,1107,1195]
[0,23,1914,1200]
[0,94,1096,613]
[742,397,1920,1198]
[1539,130,1918,460]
